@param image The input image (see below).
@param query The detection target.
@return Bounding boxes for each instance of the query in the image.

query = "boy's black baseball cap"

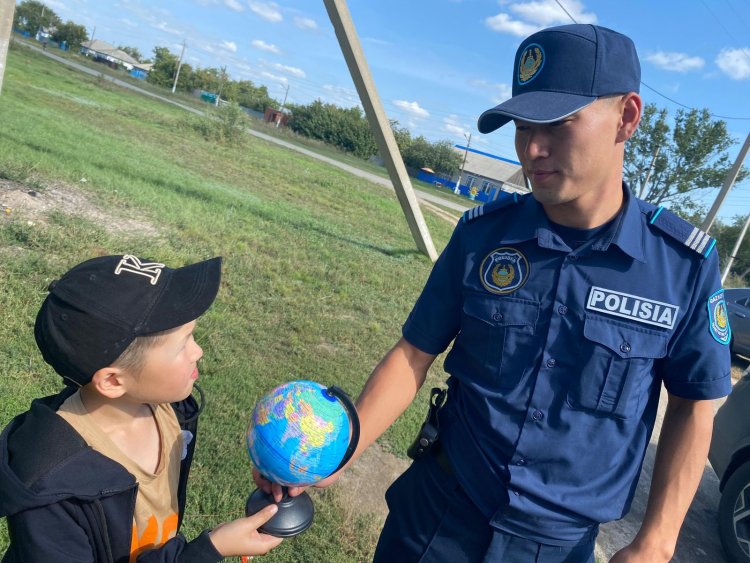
[35,255,222,386]
[477,24,641,133]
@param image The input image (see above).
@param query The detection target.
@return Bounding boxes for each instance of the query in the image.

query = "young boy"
[0,254,282,562]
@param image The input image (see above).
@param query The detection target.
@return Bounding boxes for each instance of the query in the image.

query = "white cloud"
[644,51,704,73]
[485,13,538,37]
[393,100,430,118]
[152,21,183,35]
[510,0,596,26]
[443,115,471,138]
[261,71,288,84]
[294,16,318,30]
[249,2,283,23]
[223,0,244,11]
[272,63,306,78]
[716,48,750,80]
[322,84,361,107]
[472,79,512,103]
[220,40,238,53]
[252,39,280,54]
[120,18,137,27]
[486,0,596,36]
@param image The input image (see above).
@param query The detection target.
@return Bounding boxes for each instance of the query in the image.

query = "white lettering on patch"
[586,286,679,329]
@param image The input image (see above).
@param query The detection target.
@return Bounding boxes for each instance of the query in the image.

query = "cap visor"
[477,91,596,133]
[143,257,222,333]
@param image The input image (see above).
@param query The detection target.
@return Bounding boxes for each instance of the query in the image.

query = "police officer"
[256,23,732,562]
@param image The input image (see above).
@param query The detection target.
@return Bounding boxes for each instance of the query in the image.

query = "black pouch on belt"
[406,387,447,460]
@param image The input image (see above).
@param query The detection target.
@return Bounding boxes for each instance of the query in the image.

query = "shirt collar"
[502,183,646,262]
[604,184,646,263]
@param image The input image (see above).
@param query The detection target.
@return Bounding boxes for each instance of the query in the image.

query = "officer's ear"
[616,92,642,143]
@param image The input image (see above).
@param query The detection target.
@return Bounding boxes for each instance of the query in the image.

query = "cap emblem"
[114,255,166,286]
[518,44,544,84]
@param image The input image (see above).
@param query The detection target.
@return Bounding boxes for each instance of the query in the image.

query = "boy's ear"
[90,366,128,399]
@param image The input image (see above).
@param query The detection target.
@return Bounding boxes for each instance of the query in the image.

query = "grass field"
[0,43,456,561]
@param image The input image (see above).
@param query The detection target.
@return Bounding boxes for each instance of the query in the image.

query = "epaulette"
[643,203,716,258]
[462,191,525,224]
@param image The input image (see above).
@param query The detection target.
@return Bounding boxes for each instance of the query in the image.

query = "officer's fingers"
[271,482,284,502]
[252,468,272,494]
[286,485,311,497]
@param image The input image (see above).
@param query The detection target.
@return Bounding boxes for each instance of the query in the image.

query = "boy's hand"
[208,504,283,557]
[252,468,340,502]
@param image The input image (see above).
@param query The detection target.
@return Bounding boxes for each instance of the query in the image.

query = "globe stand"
[245,486,314,538]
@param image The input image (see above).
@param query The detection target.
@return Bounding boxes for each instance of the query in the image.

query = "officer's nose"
[519,127,550,160]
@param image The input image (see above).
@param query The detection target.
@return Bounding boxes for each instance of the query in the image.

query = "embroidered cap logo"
[114,255,166,286]
[518,44,544,85]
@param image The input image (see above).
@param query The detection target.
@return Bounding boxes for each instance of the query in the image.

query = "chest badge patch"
[480,247,529,295]
[708,289,731,345]
[586,286,679,330]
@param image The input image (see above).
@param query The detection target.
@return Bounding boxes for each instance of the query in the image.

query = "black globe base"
[245,487,315,538]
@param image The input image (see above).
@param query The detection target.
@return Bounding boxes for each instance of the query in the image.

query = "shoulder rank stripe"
[648,205,716,258]
[462,191,522,224]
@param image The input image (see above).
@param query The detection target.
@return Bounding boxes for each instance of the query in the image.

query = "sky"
[28,0,750,222]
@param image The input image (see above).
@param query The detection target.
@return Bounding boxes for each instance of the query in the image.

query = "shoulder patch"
[644,204,716,258]
[462,191,525,224]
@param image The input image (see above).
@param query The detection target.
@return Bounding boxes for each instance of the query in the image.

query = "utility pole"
[454,133,471,194]
[90,26,96,43]
[0,0,15,95]
[638,144,661,199]
[702,131,750,233]
[722,213,750,284]
[215,65,227,106]
[276,83,289,127]
[171,39,186,94]
[323,0,437,261]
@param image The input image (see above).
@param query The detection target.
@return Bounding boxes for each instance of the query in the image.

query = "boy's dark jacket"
[0,386,223,562]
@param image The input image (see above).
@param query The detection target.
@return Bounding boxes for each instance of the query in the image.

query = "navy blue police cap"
[478,24,641,134]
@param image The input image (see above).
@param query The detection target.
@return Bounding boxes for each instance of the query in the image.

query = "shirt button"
[515,458,527,466]
[492,313,504,322]
[620,342,631,354]
[558,305,568,315]
[532,410,544,421]
[546,358,556,368]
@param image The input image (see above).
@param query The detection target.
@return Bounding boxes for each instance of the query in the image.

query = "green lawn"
[0,43,455,561]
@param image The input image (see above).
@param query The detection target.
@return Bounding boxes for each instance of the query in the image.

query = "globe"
[246,380,356,487]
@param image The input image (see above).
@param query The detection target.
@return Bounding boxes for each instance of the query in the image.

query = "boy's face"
[124,320,203,404]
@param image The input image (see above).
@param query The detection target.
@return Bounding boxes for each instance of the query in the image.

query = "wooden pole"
[323,0,438,261]
[0,0,16,95]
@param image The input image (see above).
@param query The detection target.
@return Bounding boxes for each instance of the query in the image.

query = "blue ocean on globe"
[246,380,352,486]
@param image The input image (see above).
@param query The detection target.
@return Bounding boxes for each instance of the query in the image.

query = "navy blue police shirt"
[402,185,732,545]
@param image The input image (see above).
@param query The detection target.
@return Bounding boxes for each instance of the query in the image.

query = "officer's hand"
[252,467,341,502]
[609,543,671,563]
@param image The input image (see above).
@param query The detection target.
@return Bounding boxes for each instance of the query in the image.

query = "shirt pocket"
[456,293,540,390]
[567,314,669,420]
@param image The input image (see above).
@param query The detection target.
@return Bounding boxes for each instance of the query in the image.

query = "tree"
[13,0,61,35]
[146,46,179,88]
[236,80,279,112]
[624,104,749,215]
[52,21,88,49]
[118,45,143,62]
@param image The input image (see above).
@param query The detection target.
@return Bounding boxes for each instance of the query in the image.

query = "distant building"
[453,145,527,199]
[80,40,152,75]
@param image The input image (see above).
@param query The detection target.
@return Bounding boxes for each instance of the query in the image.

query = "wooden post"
[323,0,438,261]
[0,0,16,95]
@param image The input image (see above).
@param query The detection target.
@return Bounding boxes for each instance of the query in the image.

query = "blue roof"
[454,145,520,166]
